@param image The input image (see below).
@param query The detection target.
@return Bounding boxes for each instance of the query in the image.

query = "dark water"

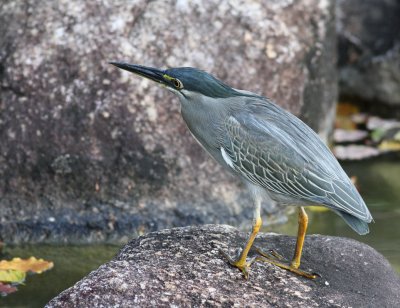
[1,159,399,307]
[0,245,120,308]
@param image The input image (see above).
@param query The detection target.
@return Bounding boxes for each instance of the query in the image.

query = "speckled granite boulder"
[46,225,400,307]
[337,0,400,109]
[0,1,337,243]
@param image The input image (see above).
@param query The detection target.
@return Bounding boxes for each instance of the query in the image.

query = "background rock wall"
[337,0,400,110]
[0,0,337,243]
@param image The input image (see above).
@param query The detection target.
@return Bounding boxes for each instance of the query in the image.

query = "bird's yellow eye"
[173,78,183,89]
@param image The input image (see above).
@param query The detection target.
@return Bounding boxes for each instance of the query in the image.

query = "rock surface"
[46,225,400,307]
[0,1,337,243]
[337,0,400,109]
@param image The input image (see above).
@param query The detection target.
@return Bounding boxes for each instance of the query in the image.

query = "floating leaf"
[308,206,329,213]
[371,128,386,142]
[334,129,368,143]
[0,282,18,296]
[350,113,368,125]
[333,145,380,160]
[335,102,361,130]
[378,141,400,152]
[0,257,53,274]
[0,270,25,284]
[367,116,400,131]
[335,115,357,130]
[336,103,360,117]
[350,176,360,191]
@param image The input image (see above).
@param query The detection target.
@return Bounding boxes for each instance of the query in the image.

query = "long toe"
[253,256,318,279]
[254,246,286,261]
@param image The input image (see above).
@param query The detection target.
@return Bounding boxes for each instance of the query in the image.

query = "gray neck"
[179,94,229,151]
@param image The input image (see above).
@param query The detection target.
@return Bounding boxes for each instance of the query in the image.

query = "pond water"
[1,159,399,307]
[1,245,120,307]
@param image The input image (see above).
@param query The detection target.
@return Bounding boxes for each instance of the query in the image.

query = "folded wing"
[220,99,372,232]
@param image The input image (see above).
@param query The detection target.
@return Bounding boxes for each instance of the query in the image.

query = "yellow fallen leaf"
[0,257,53,274]
[308,206,329,213]
[378,141,400,151]
[0,270,25,284]
[335,103,360,130]
[336,102,360,117]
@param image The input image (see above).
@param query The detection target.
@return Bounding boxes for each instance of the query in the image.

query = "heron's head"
[110,62,242,100]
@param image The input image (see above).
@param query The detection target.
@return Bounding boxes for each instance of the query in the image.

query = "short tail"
[336,211,370,235]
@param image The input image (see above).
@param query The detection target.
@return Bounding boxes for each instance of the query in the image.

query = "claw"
[219,249,251,279]
[240,265,250,280]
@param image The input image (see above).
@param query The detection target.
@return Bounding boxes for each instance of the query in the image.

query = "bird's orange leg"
[291,206,308,269]
[220,196,264,279]
[220,216,262,279]
[255,207,318,279]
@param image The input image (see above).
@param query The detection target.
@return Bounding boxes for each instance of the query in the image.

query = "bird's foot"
[254,248,319,279]
[219,249,255,279]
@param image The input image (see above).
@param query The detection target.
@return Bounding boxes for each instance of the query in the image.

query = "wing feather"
[221,100,372,222]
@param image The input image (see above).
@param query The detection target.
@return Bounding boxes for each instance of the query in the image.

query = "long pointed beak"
[110,62,166,84]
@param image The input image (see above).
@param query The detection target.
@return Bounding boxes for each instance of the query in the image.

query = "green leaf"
[0,269,26,284]
[371,128,386,142]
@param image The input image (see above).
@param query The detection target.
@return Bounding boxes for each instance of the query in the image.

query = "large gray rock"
[46,225,400,307]
[0,1,337,243]
[337,0,400,108]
